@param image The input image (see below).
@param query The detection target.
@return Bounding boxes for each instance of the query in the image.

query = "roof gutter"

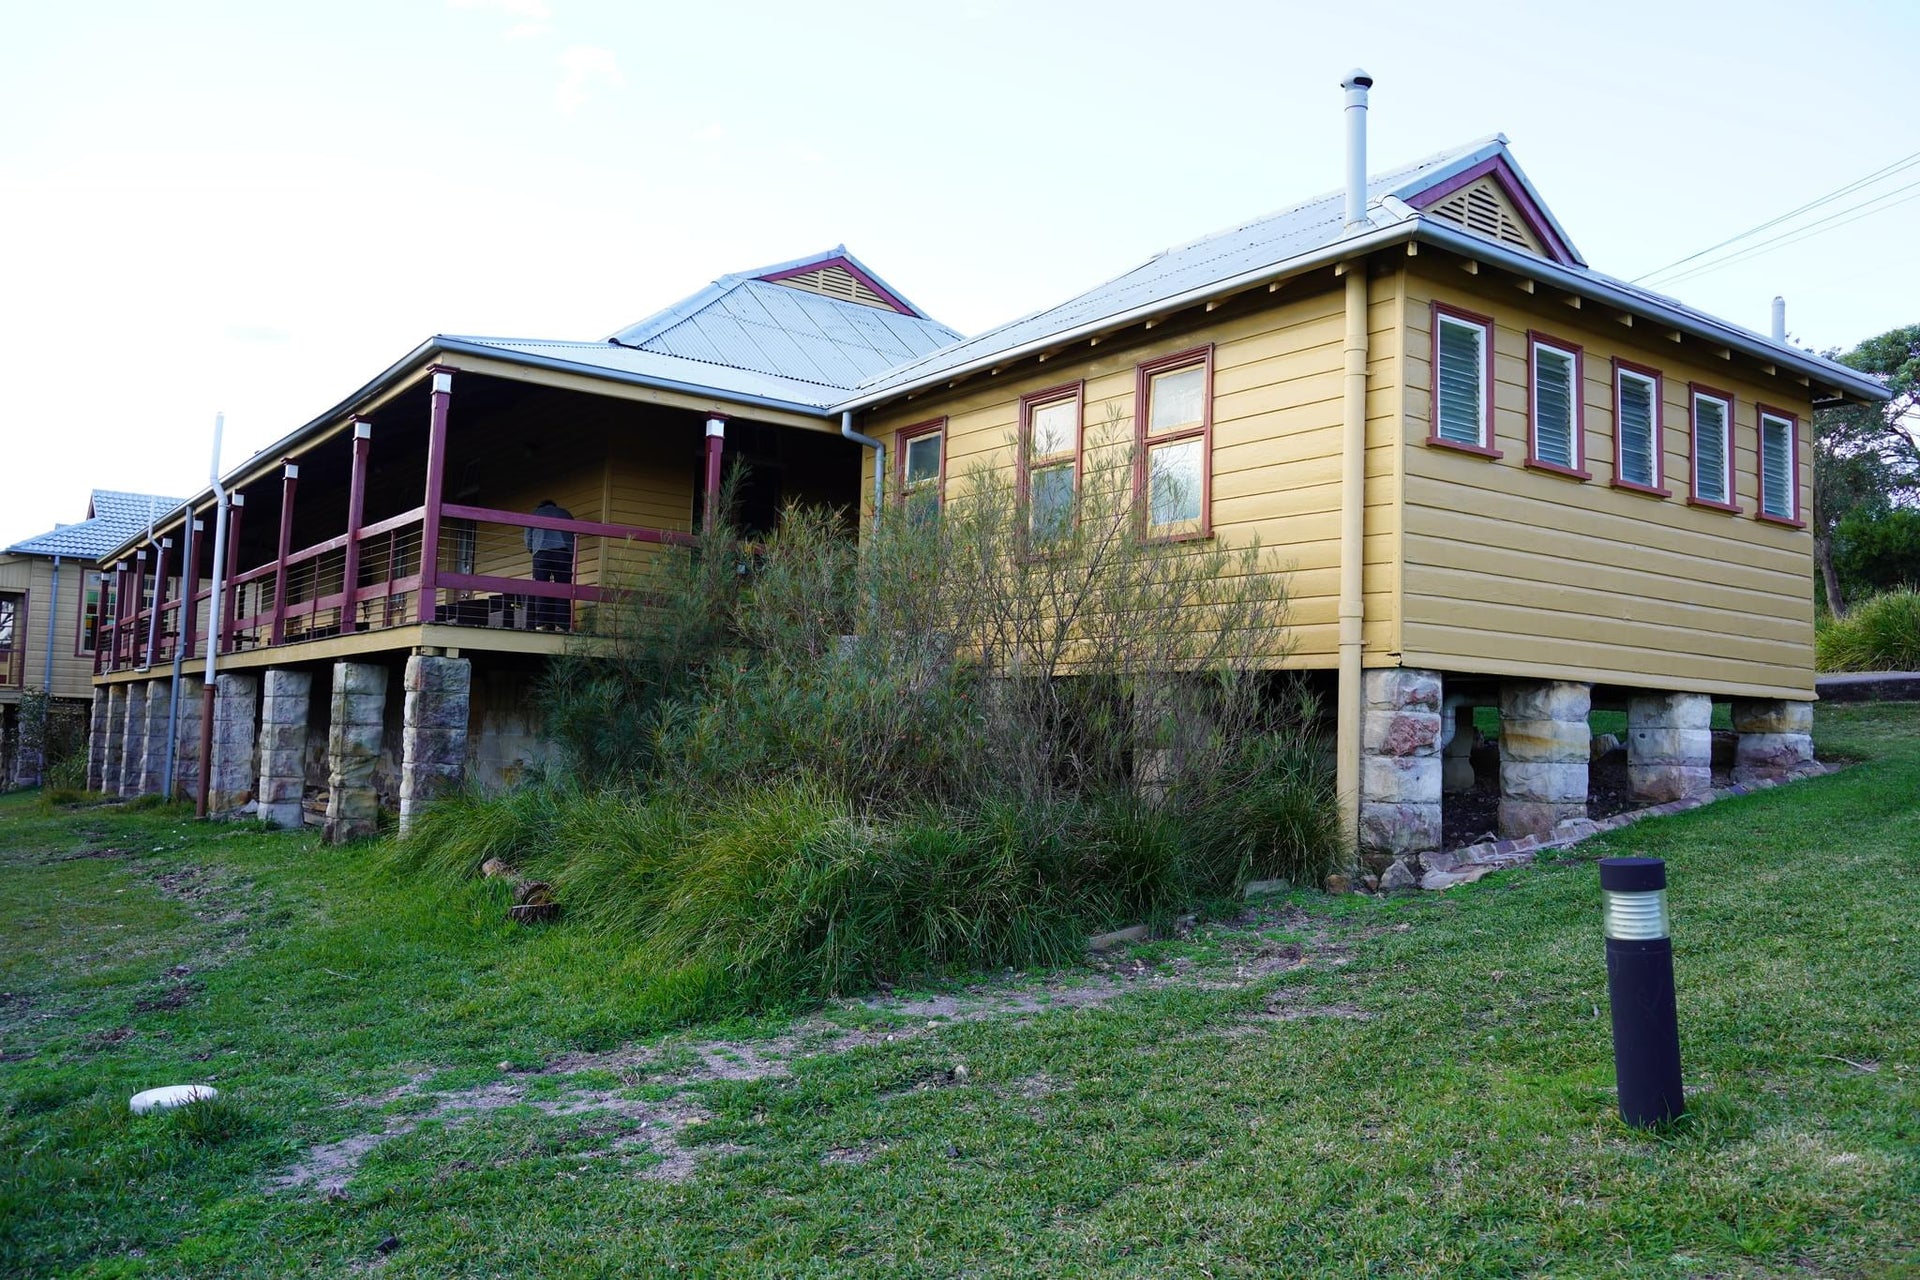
[832,222,1420,413]
[1412,220,1889,403]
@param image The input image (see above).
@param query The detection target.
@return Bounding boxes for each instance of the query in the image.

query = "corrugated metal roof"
[840,136,1885,407]
[596,248,963,394]
[6,490,184,560]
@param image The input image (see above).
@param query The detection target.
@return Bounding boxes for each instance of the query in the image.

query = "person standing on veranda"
[525,499,576,631]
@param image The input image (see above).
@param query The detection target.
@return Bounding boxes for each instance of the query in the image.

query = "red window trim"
[1019,381,1086,538]
[1134,344,1215,541]
[1524,330,1589,481]
[1428,301,1501,458]
[894,417,947,509]
[1610,357,1670,498]
[1755,403,1806,528]
[0,589,24,689]
[1686,383,1741,514]
[75,570,102,656]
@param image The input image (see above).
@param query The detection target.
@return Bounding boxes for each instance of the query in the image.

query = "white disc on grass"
[129,1084,219,1114]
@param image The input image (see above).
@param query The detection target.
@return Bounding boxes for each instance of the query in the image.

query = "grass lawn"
[2,704,1915,1278]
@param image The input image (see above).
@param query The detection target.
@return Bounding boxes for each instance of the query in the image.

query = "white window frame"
[1612,362,1664,494]
[1689,387,1735,510]
[1430,303,1497,454]
[1527,334,1583,476]
[1757,407,1800,523]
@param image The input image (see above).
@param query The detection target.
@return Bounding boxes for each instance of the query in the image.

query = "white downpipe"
[840,410,885,528]
[196,413,229,817]
[1336,70,1374,850]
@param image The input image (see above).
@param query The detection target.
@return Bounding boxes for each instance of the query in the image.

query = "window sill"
[1144,527,1214,546]
[1687,496,1742,515]
[1610,478,1671,500]
[1525,458,1591,482]
[1427,435,1504,460]
[1755,512,1806,529]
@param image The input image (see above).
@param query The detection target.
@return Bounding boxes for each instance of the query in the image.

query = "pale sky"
[3,0,1917,544]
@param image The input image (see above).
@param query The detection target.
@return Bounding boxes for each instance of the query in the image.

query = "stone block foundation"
[118,683,147,797]
[258,669,313,829]
[400,654,471,837]
[208,673,259,813]
[1498,679,1590,840]
[101,685,127,795]
[1627,692,1712,803]
[171,676,204,801]
[139,679,172,796]
[88,688,111,793]
[1358,668,1443,856]
[1731,698,1814,783]
[326,661,387,844]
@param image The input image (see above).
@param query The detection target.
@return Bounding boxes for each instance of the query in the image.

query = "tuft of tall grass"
[1816,587,1920,672]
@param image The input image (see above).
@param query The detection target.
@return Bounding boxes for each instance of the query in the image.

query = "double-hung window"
[1612,360,1665,495]
[1527,333,1584,477]
[1136,346,1212,537]
[1689,385,1736,511]
[1757,406,1801,524]
[1022,384,1081,543]
[1430,303,1497,454]
[897,419,945,522]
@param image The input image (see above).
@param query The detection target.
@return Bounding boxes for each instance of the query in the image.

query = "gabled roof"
[443,249,962,411]
[7,490,183,560]
[523,246,968,400]
[840,137,1888,409]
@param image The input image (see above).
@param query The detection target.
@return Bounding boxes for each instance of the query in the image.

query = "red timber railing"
[95,503,692,673]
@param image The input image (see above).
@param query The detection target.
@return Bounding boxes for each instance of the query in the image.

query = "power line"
[1654,179,1920,288]
[1630,149,1920,284]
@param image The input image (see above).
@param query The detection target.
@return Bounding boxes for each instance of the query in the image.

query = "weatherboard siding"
[1401,265,1817,698]
[0,554,98,701]
[863,269,1406,668]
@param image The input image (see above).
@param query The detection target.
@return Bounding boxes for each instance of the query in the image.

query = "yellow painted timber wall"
[1402,263,1818,699]
[862,267,1406,667]
[0,553,104,701]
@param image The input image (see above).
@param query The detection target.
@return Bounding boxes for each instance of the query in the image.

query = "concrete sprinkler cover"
[129,1084,219,1114]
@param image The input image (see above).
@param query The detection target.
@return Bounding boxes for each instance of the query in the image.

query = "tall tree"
[1814,324,1919,615]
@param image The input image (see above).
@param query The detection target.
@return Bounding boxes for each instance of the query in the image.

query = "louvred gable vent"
[770,263,895,310]
[1427,177,1545,255]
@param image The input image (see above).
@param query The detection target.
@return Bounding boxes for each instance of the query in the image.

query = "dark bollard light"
[1600,856,1685,1128]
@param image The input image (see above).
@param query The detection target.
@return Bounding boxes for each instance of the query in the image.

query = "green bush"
[1817,588,1920,672]
[402,439,1342,1010]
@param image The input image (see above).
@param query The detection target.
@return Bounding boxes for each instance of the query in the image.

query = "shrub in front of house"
[395,443,1339,1007]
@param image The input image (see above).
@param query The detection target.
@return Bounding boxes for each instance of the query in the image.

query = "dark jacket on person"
[525,501,575,554]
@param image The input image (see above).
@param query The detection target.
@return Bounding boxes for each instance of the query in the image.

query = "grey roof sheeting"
[837,137,1887,408]
[7,490,185,560]
[603,247,963,392]
[442,249,966,412]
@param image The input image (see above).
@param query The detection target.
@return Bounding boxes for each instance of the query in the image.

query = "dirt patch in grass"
[132,982,199,1013]
[273,906,1351,1196]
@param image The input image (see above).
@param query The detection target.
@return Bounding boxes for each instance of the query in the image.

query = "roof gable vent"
[768,263,896,310]
[1425,176,1544,255]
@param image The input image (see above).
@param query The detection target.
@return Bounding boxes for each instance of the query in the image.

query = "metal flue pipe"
[1341,68,1374,232]
[1771,295,1786,343]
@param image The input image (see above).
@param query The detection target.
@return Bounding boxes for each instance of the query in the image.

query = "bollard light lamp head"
[1599,857,1670,941]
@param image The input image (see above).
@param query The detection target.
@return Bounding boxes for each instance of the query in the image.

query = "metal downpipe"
[1336,264,1370,849]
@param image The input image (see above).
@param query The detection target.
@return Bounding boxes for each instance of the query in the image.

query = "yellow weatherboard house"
[81,73,1888,856]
